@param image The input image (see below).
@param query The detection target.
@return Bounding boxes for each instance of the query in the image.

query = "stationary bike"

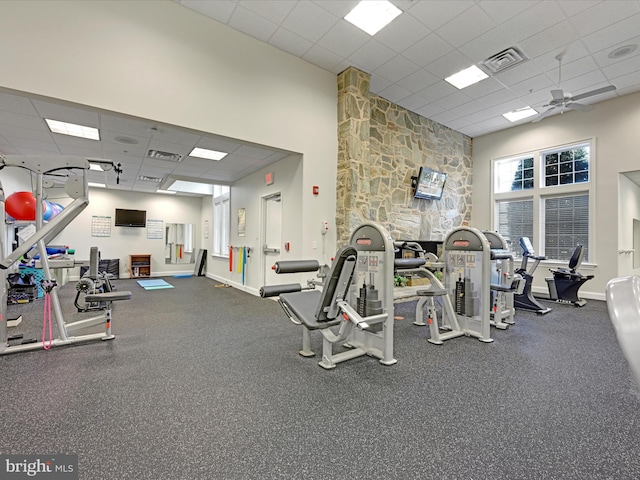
[513,237,552,315]
[545,245,593,307]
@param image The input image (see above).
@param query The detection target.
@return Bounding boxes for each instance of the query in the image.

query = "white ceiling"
[2,1,640,194]
[178,0,640,137]
[0,90,292,195]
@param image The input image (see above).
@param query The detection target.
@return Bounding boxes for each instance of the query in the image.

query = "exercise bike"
[513,237,552,315]
[545,245,593,307]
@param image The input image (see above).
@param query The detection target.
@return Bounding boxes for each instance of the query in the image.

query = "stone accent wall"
[337,67,473,245]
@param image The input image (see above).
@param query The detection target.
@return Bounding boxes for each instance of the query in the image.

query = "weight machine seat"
[490,283,513,292]
[417,288,448,297]
[279,290,342,330]
[279,245,357,330]
[84,291,132,303]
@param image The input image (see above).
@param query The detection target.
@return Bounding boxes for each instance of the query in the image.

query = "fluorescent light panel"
[444,65,489,89]
[156,189,177,195]
[189,147,227,161]
[89,164,104,172]
[344,0,402,36]
[503,107,538,122]
[88,182,105,188]
[45,118,100,140]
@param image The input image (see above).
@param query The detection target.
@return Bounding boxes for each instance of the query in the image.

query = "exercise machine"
[1,155,131,355]
[606,275,640,385]
[74,247,115,312]
[261,222,396,369]
[483,231,524,329]
[545,245,593,307]
[514,237,552,315]
[407,227,495,345]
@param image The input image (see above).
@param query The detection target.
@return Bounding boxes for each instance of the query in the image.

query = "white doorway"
[262,192,282,286]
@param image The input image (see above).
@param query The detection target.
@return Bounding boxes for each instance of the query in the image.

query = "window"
[492,142,592,262]
[212,185,230,257]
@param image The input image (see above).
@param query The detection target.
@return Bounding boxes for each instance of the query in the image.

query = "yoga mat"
[137,279,174,290]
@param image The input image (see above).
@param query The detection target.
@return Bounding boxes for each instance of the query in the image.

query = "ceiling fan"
[532,52,616,123]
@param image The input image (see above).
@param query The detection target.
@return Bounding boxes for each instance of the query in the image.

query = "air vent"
[480,47,527,74]
[146,149,182,162]
[137,175,163,183]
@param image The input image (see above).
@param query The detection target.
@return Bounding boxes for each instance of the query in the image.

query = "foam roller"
[394,258,426,269]
[273,260,320,274]
[259,283,302,298]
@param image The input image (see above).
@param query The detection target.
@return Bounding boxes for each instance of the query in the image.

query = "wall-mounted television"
[115,208,147,227]
[413,166,447,200]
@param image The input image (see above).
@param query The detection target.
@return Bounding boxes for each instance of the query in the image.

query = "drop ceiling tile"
[414,102,446,119]
[317,20,370,58]
[302,44,343,72]
[403,33,455,67]
[4,137,60,153]
[477,0,537,24]
[435,5,495,48]
[457,25,517,63]
[377,84,412,103]
[374,55,420,84]
[369,74,393,94]
[409,0,474,31]
[196,137,243,154]
[151,126,202,146]
[561,70,609,94]
[102,140,148,158]
[282,1,339,43]
[0,92,38,116]
[424,49,474,79]
[518,20,580,60]
[269,27,314,57]
[395,68,439,92]
[434,90,473,111]
[0,111,47,130]
[507,73,555,97]
[0,125,53,143]
[373,11,430,53]
[228,4,278,42]
[581,13,640,54]
[57,143,102,157]
[558,56,600,82]
[349,39,397,71]
[556,0,601,17]
[100,114,154,138]
[234,144,275,159]
[493,61,545,87]
[313,0,358,18]
[416,80,459,103]
[500,1,566,43]
[603,56,640,78]
[592,35,640,68]
[32,100,99,128]
[177,0,237,24]
[613,71,640,94]
[462,77,504,100]
[238,0,296,24]
[396,93,429,112]
[570,1,640,37]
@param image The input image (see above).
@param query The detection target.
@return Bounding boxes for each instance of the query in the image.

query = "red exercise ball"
[5,191,37,221]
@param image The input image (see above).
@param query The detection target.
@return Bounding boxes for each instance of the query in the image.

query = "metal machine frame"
[1,155,130,355]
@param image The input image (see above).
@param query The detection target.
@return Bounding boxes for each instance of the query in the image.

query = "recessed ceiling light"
[88,182,106,188]
[45,118,100,140]
[344,0,402,36]
[156,189,177,195]
[89,164,104,172]
[503,107,538,122]
[444,65,489,89]
[189,147,228,161]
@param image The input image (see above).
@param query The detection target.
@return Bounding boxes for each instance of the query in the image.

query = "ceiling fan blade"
[550,89,565,101]
[571,85,616,101]
[532,107,556,123]
[566,102,594,112]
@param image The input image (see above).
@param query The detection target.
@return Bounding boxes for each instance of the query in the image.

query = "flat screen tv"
[115,208,146,227]
[414,166,447,200]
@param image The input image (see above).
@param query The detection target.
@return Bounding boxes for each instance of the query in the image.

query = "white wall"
[472,91,640,300]
[0,0,338,288]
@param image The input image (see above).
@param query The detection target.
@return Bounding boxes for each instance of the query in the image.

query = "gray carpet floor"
[1,276,639,479]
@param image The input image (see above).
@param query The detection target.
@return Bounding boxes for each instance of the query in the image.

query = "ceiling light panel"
[45,119,100,140]
[444,65,489,89]
[344,1,402,36]
[503,107,538,122]
[189,147,228,161]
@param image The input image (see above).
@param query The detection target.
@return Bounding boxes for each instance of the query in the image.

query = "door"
[262,192,282,286]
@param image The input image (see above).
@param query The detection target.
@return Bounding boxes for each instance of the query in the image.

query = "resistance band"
[242,247,247,285]
[229,245,233,272]
[42,281,55,350]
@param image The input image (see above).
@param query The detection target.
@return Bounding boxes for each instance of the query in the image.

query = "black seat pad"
[280,290,341,330]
